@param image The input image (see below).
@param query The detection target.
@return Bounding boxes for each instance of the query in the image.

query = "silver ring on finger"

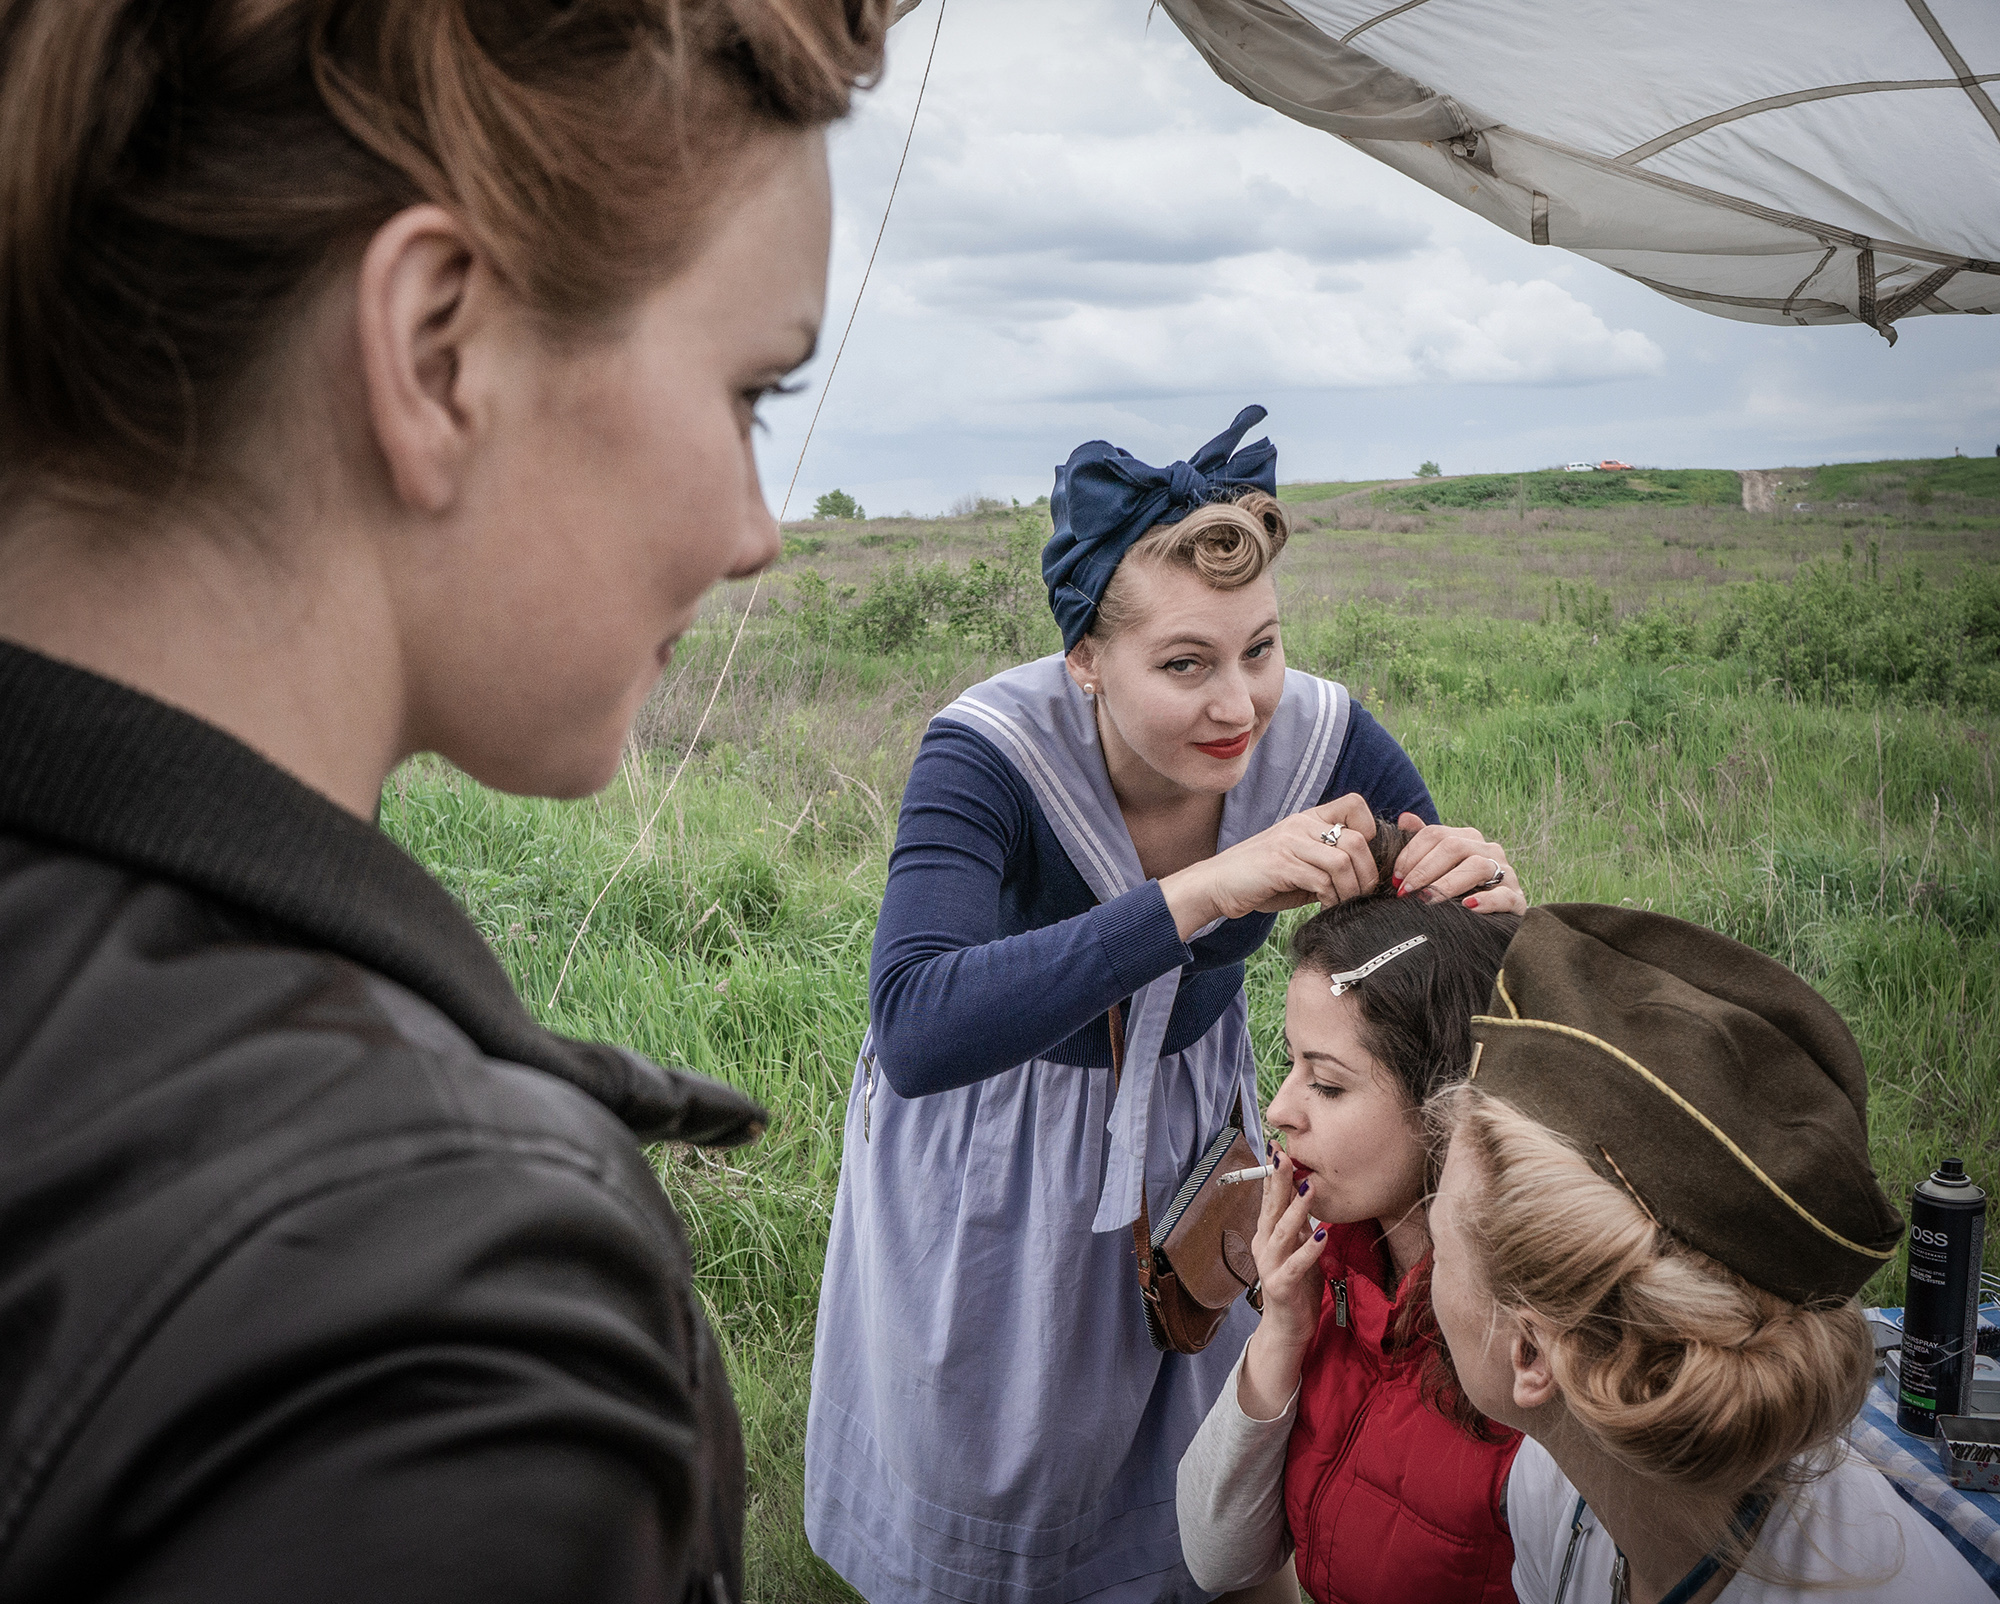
[1318,822,1344,848]
[1472,858,1506,893]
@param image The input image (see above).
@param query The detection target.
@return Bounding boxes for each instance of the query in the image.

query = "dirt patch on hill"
[1738,469,1784,513]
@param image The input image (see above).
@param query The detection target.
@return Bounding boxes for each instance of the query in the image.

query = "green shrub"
[1383,653,1511,710]
[813,489,864,520]
[1543,579,1615,634]
[1620,603,1700,663]
[784,568,844,644]
[846,563,962,653]
[947,512,1052,655]
[780,513,1054,659]
[949,559,1035,653]
[1286,600,1408,679]
[1724,560,2000,708]
[1614,670,1685,742]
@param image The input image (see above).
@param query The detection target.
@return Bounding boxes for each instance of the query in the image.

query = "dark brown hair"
[1288,821,1519,1117]
[1287,819,1520,1439]
[0,0,889,506]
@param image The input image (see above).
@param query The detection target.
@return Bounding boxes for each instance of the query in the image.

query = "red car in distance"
[1598,459,1634,471]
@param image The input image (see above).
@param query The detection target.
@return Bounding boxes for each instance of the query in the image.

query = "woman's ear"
[1065,640,1100,695]
[353,204,489,516]
[1510,1316,1559,1412]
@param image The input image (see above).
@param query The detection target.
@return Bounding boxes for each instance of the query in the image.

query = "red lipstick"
[1195,733,1251,760]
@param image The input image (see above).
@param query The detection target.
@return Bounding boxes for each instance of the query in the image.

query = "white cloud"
[839,0,1659,400]
[902,249,1661,403]
[755,0,1997,513]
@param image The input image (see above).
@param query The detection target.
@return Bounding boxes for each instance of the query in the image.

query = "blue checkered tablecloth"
[1850,1307,2000,1596]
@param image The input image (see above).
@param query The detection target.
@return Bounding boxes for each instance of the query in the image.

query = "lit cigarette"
[1217,1164,1277,1186]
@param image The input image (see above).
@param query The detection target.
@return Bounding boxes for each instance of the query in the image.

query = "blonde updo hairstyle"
[1088,491,1290,640]
[1443,1087,1873,1500]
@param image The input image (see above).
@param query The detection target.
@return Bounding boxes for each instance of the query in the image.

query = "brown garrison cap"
[1468,904,1904,1304]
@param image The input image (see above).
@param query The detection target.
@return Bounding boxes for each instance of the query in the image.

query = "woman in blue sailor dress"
[805,407,1526,1604]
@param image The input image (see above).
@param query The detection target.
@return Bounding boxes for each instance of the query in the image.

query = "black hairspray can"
[1897,1157,1987,1437]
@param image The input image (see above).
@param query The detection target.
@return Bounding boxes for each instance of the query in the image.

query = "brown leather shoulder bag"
[1108,1002,1265,1354]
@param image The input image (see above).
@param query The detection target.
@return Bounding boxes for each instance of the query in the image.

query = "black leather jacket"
[0,642,763,1603]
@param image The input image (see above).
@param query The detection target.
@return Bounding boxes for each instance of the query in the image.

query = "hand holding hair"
[1390,813,1526,915]
[1159,795,1379,939]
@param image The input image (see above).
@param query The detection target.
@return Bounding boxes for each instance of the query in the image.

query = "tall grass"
[384,493,1998,1603]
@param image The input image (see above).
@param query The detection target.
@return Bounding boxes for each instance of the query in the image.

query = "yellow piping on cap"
[1493,970,1521,1019]
[1466,1014,1897,1263]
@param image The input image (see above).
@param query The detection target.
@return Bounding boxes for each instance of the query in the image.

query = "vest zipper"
[1333,1277,1348,1327]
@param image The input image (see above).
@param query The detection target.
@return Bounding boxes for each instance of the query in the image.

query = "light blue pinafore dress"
[806,656,1350,1604]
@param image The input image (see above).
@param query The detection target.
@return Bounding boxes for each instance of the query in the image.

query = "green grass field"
[384,463,1999,1603]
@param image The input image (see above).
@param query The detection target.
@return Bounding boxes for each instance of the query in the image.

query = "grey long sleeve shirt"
[1175,1340,1298,1593]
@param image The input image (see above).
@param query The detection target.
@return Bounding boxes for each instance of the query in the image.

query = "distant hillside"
[1279,455,2000,516]
[1797,455,2000,505]
[1277,478,1398,503]
[1370,467,1740,512]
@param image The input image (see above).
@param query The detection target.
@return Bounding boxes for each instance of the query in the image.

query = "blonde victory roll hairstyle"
[1443,1087,1874,1498]
[1088,491,1289,640]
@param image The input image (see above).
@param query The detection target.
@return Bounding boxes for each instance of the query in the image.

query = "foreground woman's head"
[1045,407,1291,795]
[1427,905,1905,1493]
[0,0,889,801]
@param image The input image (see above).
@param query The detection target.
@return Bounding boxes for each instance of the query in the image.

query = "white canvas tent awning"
[1144,0,2000,341]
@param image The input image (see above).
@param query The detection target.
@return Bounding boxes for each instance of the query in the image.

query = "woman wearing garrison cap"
[805,407,1525,1602]
[1428,906,1986,1603]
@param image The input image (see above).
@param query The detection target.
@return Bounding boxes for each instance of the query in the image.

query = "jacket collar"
[1326,1222,1427,1357]
[0,639,763,1147]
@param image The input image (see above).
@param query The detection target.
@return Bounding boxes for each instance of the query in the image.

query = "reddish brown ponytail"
[0,0,889,506]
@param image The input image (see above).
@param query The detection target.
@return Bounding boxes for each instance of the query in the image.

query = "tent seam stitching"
[1338,0,1435,45]
[1500,123,1999,274]
[1616,74,2000,164]
[1901,0,2000,146]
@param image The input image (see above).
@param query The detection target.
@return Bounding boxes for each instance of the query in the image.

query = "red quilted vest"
[1282,1224,1520,1604]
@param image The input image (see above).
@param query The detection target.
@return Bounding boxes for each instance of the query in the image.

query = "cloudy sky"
[757,0,2000,518]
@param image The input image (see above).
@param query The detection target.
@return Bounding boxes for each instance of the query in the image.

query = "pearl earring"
[1083,683,1095,695]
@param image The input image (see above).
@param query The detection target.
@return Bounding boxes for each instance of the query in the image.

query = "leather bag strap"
[1107,1002,1156,1302]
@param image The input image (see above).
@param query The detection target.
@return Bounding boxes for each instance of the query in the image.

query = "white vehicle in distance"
[1564,461,1596,472]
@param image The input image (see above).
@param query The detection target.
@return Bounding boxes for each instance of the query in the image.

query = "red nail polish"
[1465,897,1479,908]
[1391,876,1403,890]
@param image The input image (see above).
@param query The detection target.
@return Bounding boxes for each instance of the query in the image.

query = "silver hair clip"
[1327,935,1429,996]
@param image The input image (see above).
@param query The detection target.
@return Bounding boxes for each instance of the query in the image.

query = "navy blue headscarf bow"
[1042,405,1277,650]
